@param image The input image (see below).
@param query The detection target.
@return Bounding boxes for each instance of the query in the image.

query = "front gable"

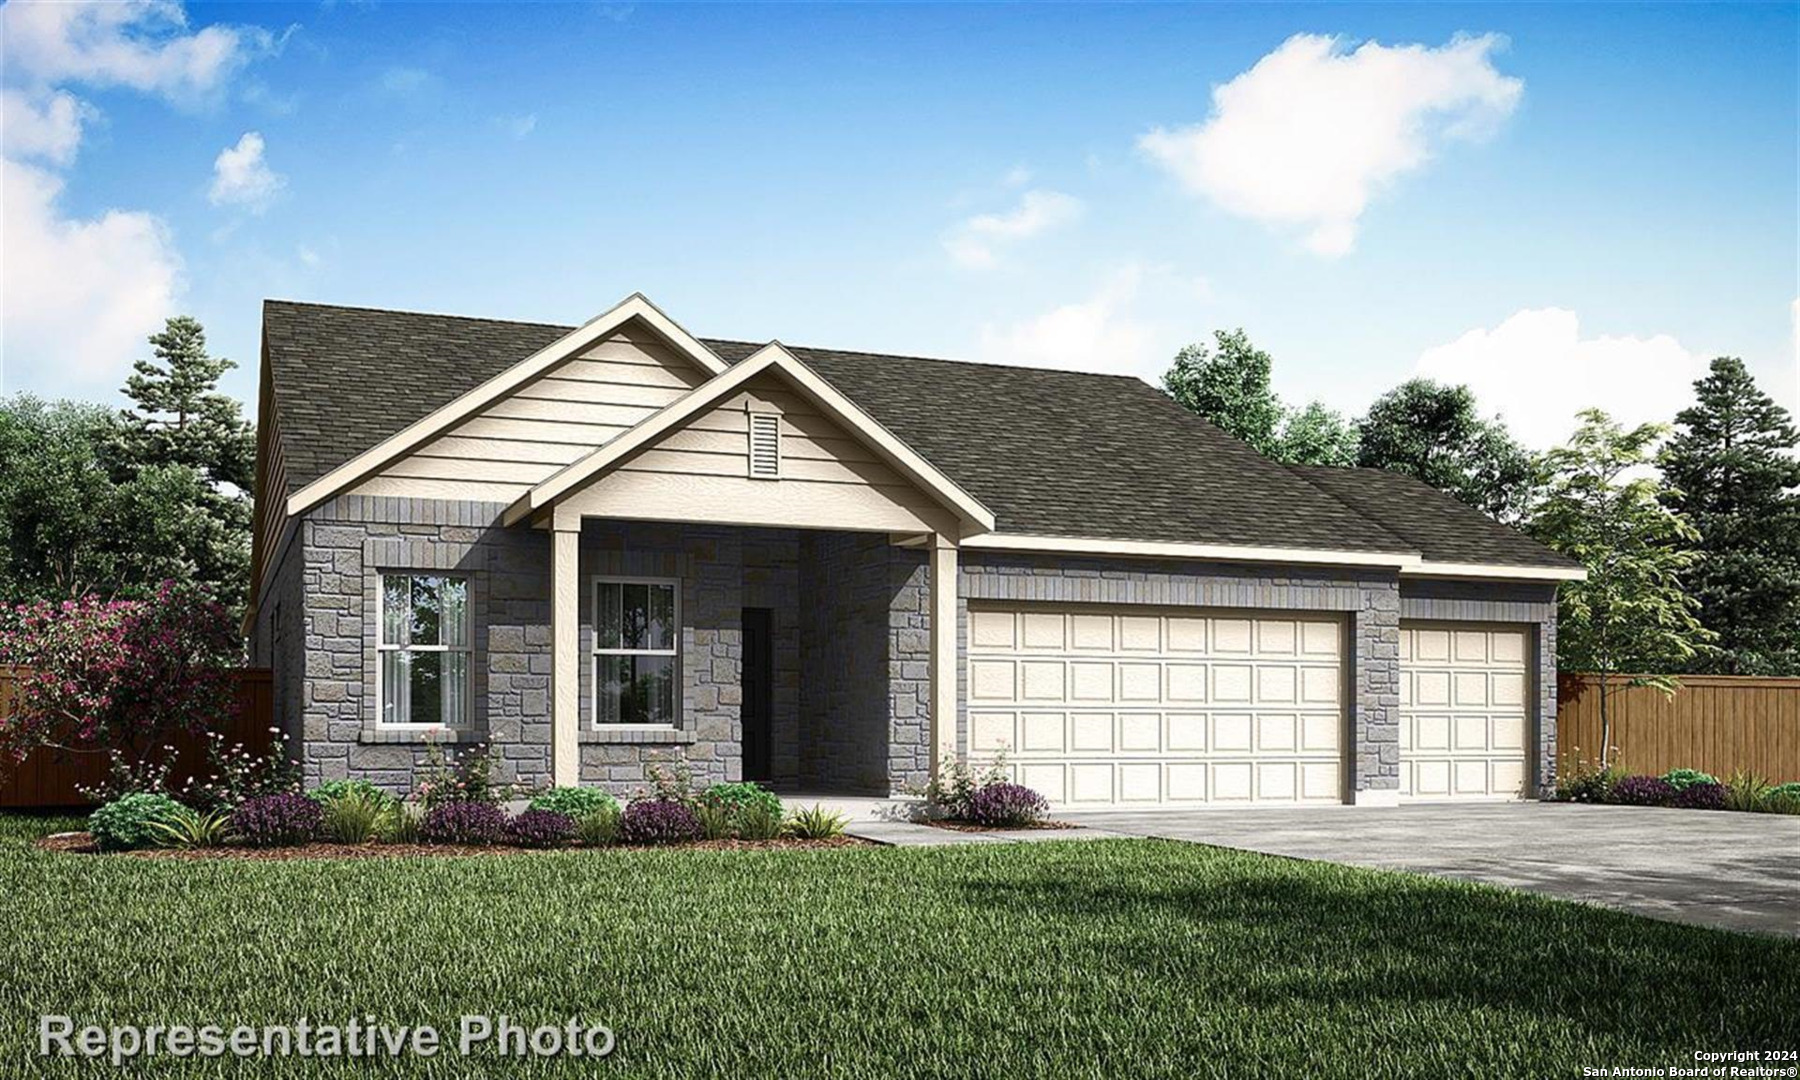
[507,342,996,538]
[550,370,967,535]
[354,320,715,503]
[286,293,726,514]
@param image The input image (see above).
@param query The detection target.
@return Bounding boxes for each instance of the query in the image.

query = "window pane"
[382,577,408,646]
[636,654,674,724]
[409,651,443,726]
[596,655,675,725]
[597,655,625,724]
[382,651,407,724]
[440,578,468,648]
[410,576,442,646]
[621,583,648,649]
[597,583,622,650]
[647,584,674,651]
[441,652,468,726]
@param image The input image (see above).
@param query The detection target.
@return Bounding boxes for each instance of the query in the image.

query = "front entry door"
[741,607,773,783]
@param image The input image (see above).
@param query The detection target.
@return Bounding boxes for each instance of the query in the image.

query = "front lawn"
[2,813,1794,1077]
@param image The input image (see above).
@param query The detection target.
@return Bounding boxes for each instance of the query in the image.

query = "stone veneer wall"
[957,554,1404,796]
[1398,578,1561,796]
[262,496,921,797]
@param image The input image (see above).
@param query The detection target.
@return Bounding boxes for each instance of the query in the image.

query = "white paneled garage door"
[1398,623,1530,800]
[965,604,1347,807]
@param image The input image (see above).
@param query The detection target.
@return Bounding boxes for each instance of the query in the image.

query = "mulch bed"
[923,819,1080,833]
[37,832,872,860]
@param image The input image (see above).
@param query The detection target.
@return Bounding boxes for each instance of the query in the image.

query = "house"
[248,293,1584,807]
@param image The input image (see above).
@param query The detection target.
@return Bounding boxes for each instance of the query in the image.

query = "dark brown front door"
[741,607,773,784]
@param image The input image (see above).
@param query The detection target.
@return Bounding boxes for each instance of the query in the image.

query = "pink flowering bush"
[0,581,241,766]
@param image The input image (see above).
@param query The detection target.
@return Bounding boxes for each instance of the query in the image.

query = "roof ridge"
[709,336,1148,382]
[264,298,575,331]
[260,299,1146,383]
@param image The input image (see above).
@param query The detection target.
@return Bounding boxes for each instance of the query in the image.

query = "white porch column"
[551,521,581,788]
[929,534,959,778]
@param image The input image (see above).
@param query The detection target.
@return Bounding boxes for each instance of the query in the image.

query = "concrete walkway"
[1059,802,1800,937]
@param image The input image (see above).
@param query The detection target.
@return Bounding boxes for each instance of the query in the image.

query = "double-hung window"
[378,574,470,728]
[593,578,678,726]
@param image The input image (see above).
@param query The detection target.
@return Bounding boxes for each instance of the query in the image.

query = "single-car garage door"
[965,604,1347,807]
[1398,623,1530,800]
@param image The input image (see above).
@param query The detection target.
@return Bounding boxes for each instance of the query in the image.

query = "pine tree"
[124,316,255,491]
[1660,357,1800,675]
[118,317,255,616]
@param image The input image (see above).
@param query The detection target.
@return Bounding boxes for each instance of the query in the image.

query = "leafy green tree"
[1356,378,1540,524]
[1163,329,1286,455]
[0,317,254,617]
[1533,410,1713,766]
[1274,401,1359,466]
[1162,329,1357,465]
[0,397,129,600]
[1659,357,1800,675]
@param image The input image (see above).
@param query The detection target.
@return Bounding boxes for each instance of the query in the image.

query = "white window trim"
[375,572,472,730]
[590,575,681,731]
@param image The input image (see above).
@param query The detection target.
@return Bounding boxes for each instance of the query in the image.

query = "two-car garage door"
[966,602,1532,807]
[966,604,1348,807]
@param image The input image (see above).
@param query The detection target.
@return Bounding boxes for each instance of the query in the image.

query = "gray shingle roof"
[1287,465,1579,569]
[260,299,1563,567]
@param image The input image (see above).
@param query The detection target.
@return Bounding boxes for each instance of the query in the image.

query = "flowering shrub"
[619,799,702,845]
[506,809,576,848]
[1607,775,1676,807]
[918,753,1012,820]
[420,801,509,845]
[230,793,323,848]
[528,786,618,819]
[89,792,184,851]
[0,581,240,765]
[1671,782,1726,811]
[1555,758,1625,804]
[412,742,511,809]
[966,782,1050,826]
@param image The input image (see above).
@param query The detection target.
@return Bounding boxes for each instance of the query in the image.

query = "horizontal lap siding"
[351,332,707,500]
[348,337,930,525]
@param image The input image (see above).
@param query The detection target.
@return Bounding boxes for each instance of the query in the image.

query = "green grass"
[2,813,1795,1077]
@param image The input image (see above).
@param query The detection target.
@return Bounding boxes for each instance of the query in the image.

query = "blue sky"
[3,1,1795,448]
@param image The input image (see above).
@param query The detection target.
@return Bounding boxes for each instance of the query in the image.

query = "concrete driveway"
[1060,802,1800,937]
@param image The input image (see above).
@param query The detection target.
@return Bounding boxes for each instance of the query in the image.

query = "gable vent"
[748,413,781,479]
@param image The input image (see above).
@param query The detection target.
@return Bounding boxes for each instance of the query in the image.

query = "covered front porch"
[540,517,959,797]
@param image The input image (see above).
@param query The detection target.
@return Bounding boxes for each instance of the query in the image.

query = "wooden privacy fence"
[0,667,275,808]
[1557,673,1800,782]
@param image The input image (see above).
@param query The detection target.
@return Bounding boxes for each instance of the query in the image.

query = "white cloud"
[976,266,1155,375]
[943,188,1083,269]
[1,158,183,393]
[208,131,283,212]
[0,89,89,166]
[1140,32,1522,257]
[1417,308,1708,449]
[0,0,273,105]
